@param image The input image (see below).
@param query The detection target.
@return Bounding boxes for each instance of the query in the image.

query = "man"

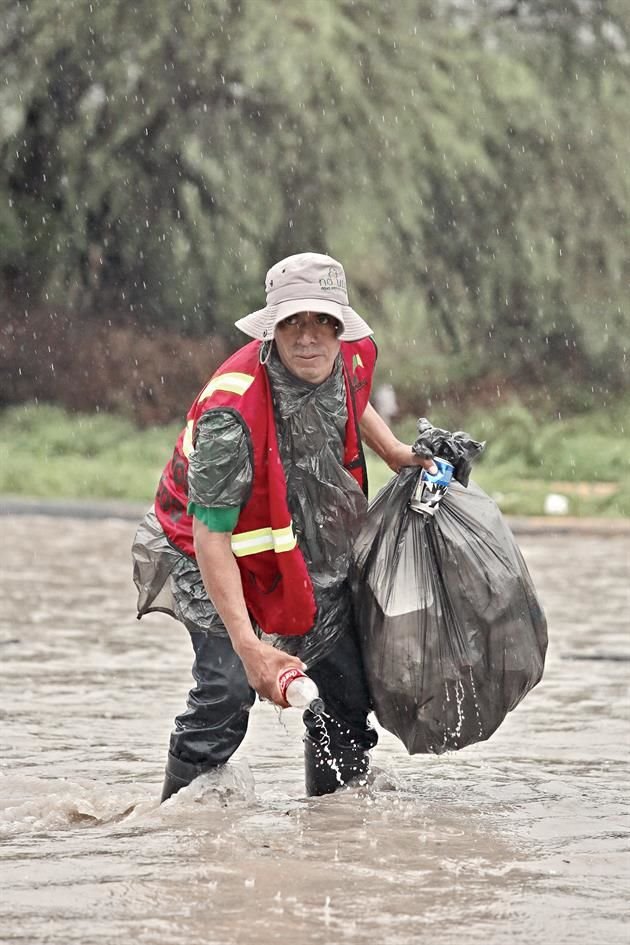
[132,252,435,800]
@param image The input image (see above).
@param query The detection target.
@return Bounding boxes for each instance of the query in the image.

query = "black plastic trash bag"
[411,416,485,488]
[351,470,547,754]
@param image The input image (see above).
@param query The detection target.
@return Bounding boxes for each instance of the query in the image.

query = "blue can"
[410,457,454,516]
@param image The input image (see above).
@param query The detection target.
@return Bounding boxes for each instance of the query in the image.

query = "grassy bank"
[1,401,628,517]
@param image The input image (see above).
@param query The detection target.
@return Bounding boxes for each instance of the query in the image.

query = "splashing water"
[0,774,151,839]
[441,670,485,750]
[468,666,485,739]
[313,711,346,790]
[441,676,466,750]
[453,678,466,743]
[176,761,256,807]
[273,705,292,737]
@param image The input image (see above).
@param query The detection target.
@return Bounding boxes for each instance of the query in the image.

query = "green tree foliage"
[1,0,628,408]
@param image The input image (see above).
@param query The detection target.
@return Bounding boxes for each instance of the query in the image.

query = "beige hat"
[234,252,373,341]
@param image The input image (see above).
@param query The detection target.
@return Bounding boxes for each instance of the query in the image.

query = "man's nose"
[295,320,318,341]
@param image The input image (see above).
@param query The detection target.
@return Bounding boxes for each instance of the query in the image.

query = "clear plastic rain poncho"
[133,348,368,667]
[351,420,548,754]
[257,350,369,664]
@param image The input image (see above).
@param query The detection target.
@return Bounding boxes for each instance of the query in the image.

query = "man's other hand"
[236,637,305,708]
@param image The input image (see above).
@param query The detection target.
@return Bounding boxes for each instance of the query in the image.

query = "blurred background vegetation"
[0,0,628,514]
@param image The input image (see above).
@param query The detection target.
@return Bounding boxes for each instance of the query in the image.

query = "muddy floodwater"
[0,514,628,945]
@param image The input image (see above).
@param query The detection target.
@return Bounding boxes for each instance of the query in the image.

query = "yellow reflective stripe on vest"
[198,371,255,403]
[231,524,297,558]
[183,373,254,458]
[182,418,195,458]
[271,524,297,551]
[183,372,255,457]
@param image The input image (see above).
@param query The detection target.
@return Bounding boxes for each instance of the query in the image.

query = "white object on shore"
[544,493,569,515]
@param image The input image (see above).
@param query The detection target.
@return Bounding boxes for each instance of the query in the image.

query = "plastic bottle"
[278,668,324,713]
[409,456,455,516]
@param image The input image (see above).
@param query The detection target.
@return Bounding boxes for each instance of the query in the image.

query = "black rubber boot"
[160,752,217,803]
[304,734,370,797]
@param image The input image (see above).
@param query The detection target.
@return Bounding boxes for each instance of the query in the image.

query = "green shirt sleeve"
[187,503,240,533]
[187,409,252,533]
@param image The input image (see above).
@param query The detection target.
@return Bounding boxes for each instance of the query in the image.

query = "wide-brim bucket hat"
[234,252,373,341]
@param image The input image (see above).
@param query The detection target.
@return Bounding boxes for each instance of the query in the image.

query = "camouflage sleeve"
[187,409,252,510]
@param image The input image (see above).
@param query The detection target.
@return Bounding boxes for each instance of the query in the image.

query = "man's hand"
[236,637,305,708]
[387,443,438,475]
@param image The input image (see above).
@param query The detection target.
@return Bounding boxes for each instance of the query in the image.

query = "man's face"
[273,312,342,384]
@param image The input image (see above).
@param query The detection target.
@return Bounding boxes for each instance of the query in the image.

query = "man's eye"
[317,315,330,325]
[283,316,298,327]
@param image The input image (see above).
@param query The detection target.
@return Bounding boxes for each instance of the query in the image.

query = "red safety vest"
[155,338,376,635]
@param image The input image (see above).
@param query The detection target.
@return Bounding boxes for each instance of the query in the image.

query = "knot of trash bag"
[411,417,485,488]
